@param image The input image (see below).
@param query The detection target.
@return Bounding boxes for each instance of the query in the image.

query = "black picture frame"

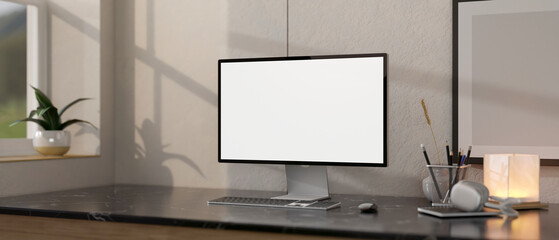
[452,0,559,166]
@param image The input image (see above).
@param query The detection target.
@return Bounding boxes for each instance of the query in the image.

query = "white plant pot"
[33,130,71,156]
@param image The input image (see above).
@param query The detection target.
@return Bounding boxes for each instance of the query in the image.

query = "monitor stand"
[271,165,330,201]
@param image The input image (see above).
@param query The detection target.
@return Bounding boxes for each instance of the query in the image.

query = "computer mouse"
[358,203,377,213]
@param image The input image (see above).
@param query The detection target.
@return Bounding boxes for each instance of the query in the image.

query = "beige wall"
[114,0,287,188]
[0,0,114,197]
[112,0,559,203]
[49,0,100,155]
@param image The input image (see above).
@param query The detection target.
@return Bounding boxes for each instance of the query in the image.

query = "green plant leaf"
[9,118,50,130]
[58,98,91,117]
[37,106,51,117]
[40,106,60,130]
[24,85,92,131]
[59,119,97,130]
[30,85,60,129]
[28,109,38,118]
[31,85,53,108]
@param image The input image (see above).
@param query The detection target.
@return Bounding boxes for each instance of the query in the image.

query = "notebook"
[417,206,501,218]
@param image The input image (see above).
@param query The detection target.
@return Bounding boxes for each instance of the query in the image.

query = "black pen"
[421,144,442,200]
[447,150,453,196]
[445,141,451,165]
[422,144,432,165]
[465,146,472,165]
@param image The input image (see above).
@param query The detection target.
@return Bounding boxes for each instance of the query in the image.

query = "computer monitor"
[219,53,387,201]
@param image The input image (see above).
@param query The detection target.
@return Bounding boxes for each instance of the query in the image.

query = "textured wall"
[114,0,559,202]
[0,0,114,197]
[49,0,100,155]
[288,0,454,197]
[114,0,287,189]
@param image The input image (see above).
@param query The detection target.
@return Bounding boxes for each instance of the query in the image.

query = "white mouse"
[358,203,377,213]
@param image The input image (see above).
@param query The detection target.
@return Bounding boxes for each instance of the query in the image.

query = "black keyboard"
[208,196,341,210]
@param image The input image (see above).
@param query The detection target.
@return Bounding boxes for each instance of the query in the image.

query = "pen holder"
[422,164,470,204]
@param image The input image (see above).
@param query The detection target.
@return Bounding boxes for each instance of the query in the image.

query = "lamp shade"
[484,154,540,202]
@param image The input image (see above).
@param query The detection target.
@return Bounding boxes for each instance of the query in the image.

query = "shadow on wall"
[48,1,99,43]
[48,2,101,154]
[228,31,329,57]
[48,0,213,185]
[133,47,217,107]
[126,0,210,185]
[134,119,205,185]
[75,123,100,154]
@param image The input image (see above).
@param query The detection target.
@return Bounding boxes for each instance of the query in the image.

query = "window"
[0,0,27,139]
[0,0,47,156]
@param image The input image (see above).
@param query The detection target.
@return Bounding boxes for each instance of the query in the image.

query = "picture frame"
[452,0,559,165]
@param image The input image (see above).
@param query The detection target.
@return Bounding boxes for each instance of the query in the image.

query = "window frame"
[0,0,47,156]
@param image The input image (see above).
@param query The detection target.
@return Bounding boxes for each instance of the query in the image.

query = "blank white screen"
[220,56,385,164]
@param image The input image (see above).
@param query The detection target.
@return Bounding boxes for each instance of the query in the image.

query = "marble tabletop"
[0,185,555,239]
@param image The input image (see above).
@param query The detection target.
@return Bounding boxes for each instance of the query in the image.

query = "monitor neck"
[271,165,330,201]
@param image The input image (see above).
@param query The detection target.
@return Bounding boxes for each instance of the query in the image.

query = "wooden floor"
[0,214,363,240]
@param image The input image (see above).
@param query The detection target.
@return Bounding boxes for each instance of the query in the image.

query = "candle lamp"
[484,154,541,205]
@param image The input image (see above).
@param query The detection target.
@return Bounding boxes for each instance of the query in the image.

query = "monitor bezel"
[218,53,388,167]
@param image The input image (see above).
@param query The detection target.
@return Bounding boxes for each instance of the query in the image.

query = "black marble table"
[0,185,555,239]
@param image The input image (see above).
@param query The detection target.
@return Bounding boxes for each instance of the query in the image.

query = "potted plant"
[10,86,96,156]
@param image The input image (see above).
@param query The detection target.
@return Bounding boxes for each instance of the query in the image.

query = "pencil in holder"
[422,164,470,204]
